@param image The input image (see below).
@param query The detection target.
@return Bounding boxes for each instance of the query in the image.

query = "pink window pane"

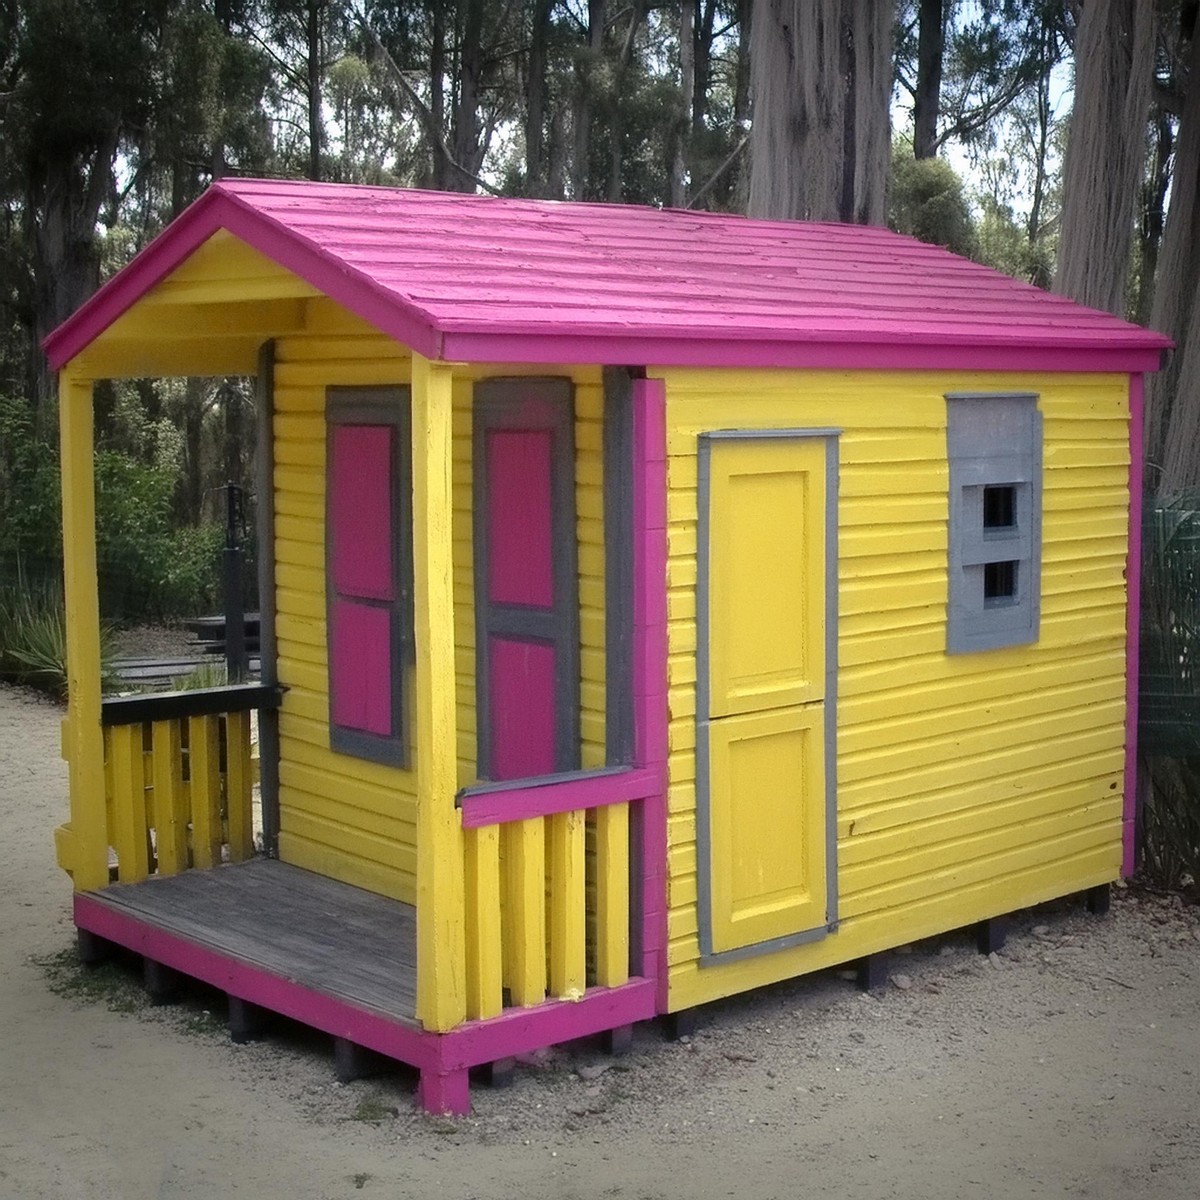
[486,429,554,609]
[331,425,394,601]
[330,599,392,736]
[488,635,557,780]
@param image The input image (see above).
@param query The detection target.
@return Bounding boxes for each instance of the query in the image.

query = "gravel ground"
[2,680,1198,1200]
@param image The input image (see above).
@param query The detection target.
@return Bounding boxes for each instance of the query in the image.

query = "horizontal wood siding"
[658,368,1130,1012]
[272,301,417,901]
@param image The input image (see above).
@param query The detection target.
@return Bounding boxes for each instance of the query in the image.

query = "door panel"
[708,705,826,951]
[708,439,826,718]
[701,433,833,957]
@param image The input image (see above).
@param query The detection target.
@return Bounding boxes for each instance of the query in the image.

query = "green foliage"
[889,143,978,258]
[0,565,117,696]
[1139,495,1200,889]
[975,196,1054,284]
[0,391,227,621]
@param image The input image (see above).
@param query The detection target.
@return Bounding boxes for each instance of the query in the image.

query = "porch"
[75,856,657,1111]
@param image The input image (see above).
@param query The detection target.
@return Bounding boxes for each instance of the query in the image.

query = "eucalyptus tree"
[747,0,892,223]
[1053,0,1155,316]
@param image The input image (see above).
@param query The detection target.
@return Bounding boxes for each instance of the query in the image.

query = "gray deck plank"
[90,860,418,1019]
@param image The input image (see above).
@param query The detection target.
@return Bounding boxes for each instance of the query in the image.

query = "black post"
[223,483,247,682]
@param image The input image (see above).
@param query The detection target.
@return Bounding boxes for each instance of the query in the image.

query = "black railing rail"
[100,683,284,727]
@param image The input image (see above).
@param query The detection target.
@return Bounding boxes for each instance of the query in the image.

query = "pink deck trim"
[76,892,657,1116]
[458,766,660,828]
[437,978,656,1070]
[74,893,439,1069]
[1123,374,1145,878]
[631,378,670,1013]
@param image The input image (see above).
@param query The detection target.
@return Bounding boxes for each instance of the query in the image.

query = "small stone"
[1033,924,1051,937]
[836,969,858,982]
[578,1063,612,1082]
[938,944,955,957]
[891,973,913,991]
[988,951,1002,967]
[848,1030,866,1044]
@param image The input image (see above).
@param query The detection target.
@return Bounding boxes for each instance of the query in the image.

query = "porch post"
[57,364,109,892]
[411,353,467,1031]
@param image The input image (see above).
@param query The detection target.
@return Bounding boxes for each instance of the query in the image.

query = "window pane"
[330,424,394,601]
[330,599,393,735]
[983,484,1016,531]
[984,560,1018,606]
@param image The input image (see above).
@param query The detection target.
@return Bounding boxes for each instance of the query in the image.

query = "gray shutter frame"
[946,393,1043,654]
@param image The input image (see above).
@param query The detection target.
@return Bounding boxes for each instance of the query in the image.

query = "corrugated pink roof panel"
[44,178,1170,372]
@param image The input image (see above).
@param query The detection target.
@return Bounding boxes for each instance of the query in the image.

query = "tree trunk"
[525,0,553,196]
[573,0,606,200]
[1149,24,1200,493]
[451,0,485,191]
[748,0,891,224]
[671,1,695,207]
[306,0,324,181]
[1053,0,1154,315]
[26,137,116,411]
[694,0,716,134]
[913,0,944,160]
[1135,111,1173,327]
[430,2,448,188]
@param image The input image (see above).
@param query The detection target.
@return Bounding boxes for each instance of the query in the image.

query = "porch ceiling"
[68,230,326,380]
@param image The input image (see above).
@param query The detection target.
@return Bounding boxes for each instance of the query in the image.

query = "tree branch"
[350,4,501,196]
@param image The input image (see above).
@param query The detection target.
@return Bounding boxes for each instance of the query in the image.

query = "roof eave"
[438,329,1169,375]
[42,185,445,372]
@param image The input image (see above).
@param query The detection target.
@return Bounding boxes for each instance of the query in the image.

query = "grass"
[32,947,149,1015]
[347,1093,398,1123]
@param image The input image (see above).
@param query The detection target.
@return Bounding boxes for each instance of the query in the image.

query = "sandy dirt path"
[2,681,1198,1200]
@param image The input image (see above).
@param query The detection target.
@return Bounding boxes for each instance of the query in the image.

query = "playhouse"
[44,180,1168,1113]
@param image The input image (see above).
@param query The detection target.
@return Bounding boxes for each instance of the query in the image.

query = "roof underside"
[45,178,1170,375]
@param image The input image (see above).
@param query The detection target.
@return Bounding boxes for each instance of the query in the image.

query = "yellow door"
[700,434,832,956]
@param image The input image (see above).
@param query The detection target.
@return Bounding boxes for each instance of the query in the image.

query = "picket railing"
[98,684,282,883]
[456,768,657,1018]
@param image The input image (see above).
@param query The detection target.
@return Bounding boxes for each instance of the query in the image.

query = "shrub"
[0,567,117,697]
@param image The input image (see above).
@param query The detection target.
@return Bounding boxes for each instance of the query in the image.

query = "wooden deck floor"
[85,859,418,1022]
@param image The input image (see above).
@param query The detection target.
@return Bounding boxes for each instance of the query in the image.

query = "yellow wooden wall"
[270,340,609,903]
[657,367,1130,1012]
[271,300,420,901]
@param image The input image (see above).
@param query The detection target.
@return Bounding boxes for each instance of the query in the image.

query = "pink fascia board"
[458,766,660,828]
[42,187,444,370]
[438,330,1167,375]
[1123,374,1145,879]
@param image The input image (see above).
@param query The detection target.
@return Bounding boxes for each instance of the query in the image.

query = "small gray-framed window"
[946,392,1042,654]
[325,386,414,767]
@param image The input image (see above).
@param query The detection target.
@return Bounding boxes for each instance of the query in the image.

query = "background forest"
[1,2,1199,874]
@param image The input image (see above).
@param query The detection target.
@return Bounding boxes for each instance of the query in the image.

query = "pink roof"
[44,178,1169,372]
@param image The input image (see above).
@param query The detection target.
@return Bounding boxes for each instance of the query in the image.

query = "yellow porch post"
[411,353,467,1031]
[57,365,109,891]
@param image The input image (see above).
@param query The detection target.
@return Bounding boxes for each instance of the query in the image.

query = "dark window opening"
[984,560,1018,605]
[983,484,1017,532]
